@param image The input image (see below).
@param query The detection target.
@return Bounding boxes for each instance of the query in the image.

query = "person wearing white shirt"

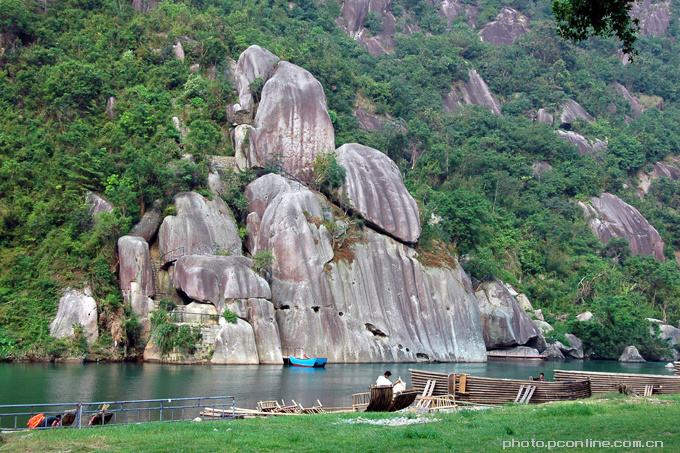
[376,370,393,386]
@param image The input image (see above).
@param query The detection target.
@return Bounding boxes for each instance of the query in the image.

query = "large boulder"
[578,193,665,261]
[230,45,279,118]
[638,161,680,196]
[648,318,680,360]
[556,130,607,156]
[118,236,155,320]
[85,192,113,224]
[547,342,566,359]
[49,288,98,345]
[614,83,642,118]
[158,192,242,263]
[561,333,584,359]
[560,99,594,126]
[480,8,529,45]
[131,0,160,13]
[173,255,271,313]
[130,200,163,243]
[475,279,542,349]
[246,173,486,362]
[211,319,260,364]
[577,311,594,322]
[535,109,554,125]
[248,61,335,181]
[444,69,502,115]
[619,345,646,362]
[335,143,421,243]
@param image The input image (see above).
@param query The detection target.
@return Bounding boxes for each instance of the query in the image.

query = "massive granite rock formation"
[556,130,607,156]
[443,69,501,115]
[248,61,335,180]
[246,173,486,362]
[474,279,542,349]
[480,8,528,45]
[118,236,155,321]
[230,45,279,120]
[631,0,671,37]
[158,192,242,263]
[173,255,271,313]
[578,193,665,261]
[335,143,421,243]
[49,288,99,345]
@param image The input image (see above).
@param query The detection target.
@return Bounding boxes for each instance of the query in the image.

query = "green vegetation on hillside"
[2,0,680,360]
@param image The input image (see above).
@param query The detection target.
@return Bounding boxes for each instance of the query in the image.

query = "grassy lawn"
[1,394,677,452]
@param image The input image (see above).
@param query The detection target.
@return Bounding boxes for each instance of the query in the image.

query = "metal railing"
[0,396,235,431]
[169,311,220,324]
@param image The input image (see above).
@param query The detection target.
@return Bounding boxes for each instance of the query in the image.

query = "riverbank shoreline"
[2,394,678,452]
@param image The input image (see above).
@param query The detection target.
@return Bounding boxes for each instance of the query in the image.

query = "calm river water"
[0,360,674,410]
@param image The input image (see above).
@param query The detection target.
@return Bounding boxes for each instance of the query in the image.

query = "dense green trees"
[2,0,680,360]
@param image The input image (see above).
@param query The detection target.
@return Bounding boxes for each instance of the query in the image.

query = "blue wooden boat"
[289,355,327,368]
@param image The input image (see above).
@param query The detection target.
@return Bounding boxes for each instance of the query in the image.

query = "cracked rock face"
[248,61,335,181]
[246,173,486,362]
[336,143,421,243]
[578,193,665,261]
[475,279,542,349]
[118,236,155,319]
[480,7,528,45]
[158,192,242,263]
[49,288,99,345]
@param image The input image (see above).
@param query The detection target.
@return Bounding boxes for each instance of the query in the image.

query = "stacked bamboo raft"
[554,370,680,395]
[410,369,591,405]
[674,362,680,376]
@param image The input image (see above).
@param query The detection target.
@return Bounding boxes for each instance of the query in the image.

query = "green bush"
[223,309,238,324]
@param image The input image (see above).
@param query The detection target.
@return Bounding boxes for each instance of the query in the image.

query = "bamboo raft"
[409,369,591,405]
[674,362,680,376]
[553,369,680,395]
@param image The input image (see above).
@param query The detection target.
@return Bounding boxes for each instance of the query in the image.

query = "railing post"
[76,403,82,429]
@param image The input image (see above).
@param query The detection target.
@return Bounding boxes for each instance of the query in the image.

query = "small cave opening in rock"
[416,353,430,362]
[365,323,387,338]
[338,311,344,316]
[312,306,320,313]
[173,289,192,306]
[279,305,290,310]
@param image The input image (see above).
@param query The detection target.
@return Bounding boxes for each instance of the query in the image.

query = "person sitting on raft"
[376,370,393,386]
